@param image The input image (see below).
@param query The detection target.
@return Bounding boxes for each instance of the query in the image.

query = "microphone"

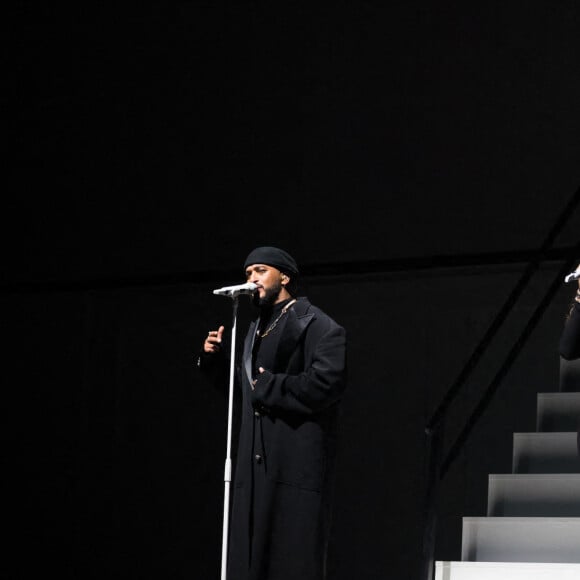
[564,271,580,283]
[213,282,258,297]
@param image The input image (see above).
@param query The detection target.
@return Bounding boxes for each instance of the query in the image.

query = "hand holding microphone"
[564,264,580,305]
[564,264,580,284]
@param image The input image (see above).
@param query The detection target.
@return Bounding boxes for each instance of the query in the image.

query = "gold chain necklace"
[257,299,297,338]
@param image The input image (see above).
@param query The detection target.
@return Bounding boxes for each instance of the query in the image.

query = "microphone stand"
[211,283,256,579]
[220,294,240,580]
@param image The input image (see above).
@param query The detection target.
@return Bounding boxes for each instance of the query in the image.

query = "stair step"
[461,517,580,563]
[435,561,580,580]
[487,474,580,516]
[536,392,580,432]
[512,432,580,473]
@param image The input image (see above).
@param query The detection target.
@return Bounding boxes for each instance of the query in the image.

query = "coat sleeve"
[559,302,580,361]
[250,320,347,415]
[195,344,231,391]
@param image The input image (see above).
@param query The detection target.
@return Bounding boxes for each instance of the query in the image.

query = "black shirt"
[252,298,295,379]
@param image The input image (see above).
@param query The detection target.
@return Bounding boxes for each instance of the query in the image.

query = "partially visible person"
[559,263,580,361]
[558,262,580,454]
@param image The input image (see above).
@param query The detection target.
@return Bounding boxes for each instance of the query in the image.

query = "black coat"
[558,300,580,454]
[560,302,580,360]
[227,296,347,580]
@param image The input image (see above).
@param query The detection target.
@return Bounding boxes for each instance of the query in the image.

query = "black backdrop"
[5,3,580,579]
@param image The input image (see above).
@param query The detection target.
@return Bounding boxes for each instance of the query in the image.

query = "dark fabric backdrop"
[5,2,580,579]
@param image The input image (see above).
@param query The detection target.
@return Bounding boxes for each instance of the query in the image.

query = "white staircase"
[435,561,580,580]
[434,382,580,579]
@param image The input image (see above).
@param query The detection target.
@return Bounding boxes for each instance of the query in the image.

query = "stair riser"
[512,433,580,473]
[487,475,580,516]
[536,393,580,432]
[436,561,580,580]
[462,518,580,563]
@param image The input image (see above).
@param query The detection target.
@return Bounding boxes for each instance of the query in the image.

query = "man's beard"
[252,281,283,308]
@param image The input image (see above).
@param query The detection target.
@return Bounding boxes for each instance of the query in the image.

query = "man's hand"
[251,366,265,390]
[204,325,225,353]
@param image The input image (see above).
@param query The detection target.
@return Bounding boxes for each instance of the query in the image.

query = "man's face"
[245,263,286,306]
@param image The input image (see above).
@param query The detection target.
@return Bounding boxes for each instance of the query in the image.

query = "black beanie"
[243,246,300,276]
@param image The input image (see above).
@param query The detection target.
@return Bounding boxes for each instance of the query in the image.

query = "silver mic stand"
[212,282,257,580]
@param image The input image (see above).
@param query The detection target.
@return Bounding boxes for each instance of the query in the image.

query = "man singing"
[198,246,347,580]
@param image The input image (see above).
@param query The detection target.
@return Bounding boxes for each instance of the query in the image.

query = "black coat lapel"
[243,318,258,387]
